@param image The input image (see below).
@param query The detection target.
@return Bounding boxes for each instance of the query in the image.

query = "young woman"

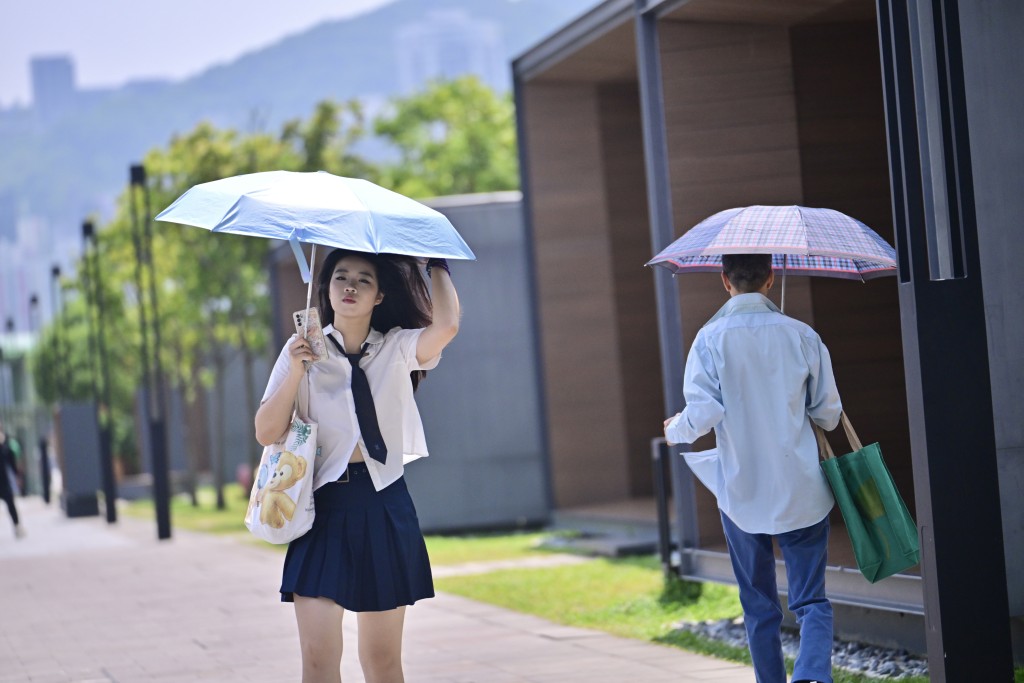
[255,248,460,683]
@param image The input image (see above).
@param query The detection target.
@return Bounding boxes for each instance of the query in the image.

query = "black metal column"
[129,164,171,540]
[83,222,118,523]
[876,1,1013,678]
[634,1,700,568]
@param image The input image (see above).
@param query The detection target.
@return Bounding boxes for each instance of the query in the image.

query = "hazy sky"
[0,0,395,107]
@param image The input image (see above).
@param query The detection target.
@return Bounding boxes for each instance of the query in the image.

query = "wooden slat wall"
[658,20,812,545]
[659,20,814,353]
[522,82,632,507]
[598,82,663,497]
[791,21,916,515]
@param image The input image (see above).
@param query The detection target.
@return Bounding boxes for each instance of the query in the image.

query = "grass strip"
[120,484,551,564]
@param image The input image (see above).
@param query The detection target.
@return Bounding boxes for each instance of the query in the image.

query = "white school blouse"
[261,324,441,492]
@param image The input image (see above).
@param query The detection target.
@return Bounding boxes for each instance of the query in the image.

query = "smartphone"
[293,307,329,364]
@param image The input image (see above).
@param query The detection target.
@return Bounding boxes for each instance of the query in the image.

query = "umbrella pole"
[303,244,317,340]
[781,253,787,313]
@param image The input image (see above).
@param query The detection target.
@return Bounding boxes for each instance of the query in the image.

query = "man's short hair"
[721,254,772,292]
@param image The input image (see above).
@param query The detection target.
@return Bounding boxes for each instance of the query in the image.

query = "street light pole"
[49,266,66,399]
[0,346,7,428]
[129,164,171,540]
[83,221,117,523]
[28,294,39,334]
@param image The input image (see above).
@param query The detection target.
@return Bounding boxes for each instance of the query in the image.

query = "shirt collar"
[705,292,781,326]
[323,324,385,349]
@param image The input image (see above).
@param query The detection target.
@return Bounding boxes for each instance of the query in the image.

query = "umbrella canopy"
[155,170,476,261]
[647,205,896,282]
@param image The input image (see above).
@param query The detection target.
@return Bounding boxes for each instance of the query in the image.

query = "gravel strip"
[672,617,928,679]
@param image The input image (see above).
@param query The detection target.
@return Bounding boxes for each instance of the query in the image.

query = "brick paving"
[0,497,754,682]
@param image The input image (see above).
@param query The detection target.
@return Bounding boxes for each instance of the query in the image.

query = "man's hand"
[664,414,680,446]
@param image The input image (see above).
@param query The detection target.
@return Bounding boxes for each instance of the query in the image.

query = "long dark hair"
[316,248,432,389]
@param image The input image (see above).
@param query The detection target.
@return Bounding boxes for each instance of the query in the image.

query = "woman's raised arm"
[416,264,460,365]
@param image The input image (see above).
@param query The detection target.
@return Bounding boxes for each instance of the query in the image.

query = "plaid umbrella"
[646,205,897,282]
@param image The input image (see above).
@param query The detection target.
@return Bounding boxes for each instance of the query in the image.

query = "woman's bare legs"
[357,606,407,683]
[294,596,345,683]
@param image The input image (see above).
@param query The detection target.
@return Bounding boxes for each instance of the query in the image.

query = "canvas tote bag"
[245,265,320,544]
[244,373,317,544]
[815,412,920,583]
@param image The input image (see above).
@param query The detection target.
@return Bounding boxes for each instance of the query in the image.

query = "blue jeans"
[720,511,833,683]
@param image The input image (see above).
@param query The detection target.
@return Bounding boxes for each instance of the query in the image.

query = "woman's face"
[329,255,383,322]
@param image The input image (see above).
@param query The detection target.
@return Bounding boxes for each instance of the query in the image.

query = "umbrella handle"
[781,253,787,313]
[303,244,317,340]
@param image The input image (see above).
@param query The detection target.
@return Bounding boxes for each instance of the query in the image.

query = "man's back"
[667,293,841,534]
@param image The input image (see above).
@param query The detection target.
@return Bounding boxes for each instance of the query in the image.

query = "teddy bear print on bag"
[255,450,308,529]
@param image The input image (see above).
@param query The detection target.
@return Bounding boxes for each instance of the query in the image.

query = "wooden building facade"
[514,0,1022,674]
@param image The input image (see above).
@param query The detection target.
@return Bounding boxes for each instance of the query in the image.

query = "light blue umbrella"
[155,170,476,281]
[156,170,476,342]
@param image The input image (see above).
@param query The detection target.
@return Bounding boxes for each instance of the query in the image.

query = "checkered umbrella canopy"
[646,205,897,282]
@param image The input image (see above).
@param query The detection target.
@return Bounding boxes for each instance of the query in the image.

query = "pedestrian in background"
[664,254,842,683]
[256,249,460,683]
[0,419,24,539]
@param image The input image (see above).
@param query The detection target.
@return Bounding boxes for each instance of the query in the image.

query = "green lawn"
[437,555,742,639]
[424,531,550,565]
[120,484,551,564]
[121,483,252,537]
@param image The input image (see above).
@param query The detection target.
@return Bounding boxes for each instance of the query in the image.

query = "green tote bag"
[815,413,920,583]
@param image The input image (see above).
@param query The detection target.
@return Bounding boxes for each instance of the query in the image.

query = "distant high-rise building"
[395,10,506,93]
[0,192,15,242]
[30,56,76,124]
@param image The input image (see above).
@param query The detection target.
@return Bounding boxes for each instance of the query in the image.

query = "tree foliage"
[374,76,519,198]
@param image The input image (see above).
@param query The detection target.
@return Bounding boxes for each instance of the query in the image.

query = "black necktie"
[327,335,388,464]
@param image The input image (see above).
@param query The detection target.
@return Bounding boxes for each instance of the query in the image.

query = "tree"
[374,76,519,198]
[29,100,376,509]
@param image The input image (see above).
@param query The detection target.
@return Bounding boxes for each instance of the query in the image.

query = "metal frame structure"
[876,0,1013,677]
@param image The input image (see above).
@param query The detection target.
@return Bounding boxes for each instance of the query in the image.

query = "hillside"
[0,0,595,243]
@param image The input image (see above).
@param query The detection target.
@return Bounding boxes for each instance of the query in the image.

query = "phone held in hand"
[293,308,329,364]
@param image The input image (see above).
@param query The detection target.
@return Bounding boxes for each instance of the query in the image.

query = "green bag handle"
[815,413,918,558]
[815,412,863,458]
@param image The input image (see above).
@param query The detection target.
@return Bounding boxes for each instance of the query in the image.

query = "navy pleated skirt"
[280,461,434,612]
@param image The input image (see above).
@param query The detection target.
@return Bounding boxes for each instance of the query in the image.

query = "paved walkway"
[0,497,754,682]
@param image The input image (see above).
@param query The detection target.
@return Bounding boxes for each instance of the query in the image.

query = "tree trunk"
[176,343,198,507]
[212,347,226,511]
[240,339,259,472]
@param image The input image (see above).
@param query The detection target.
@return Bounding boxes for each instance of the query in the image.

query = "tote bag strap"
[838,412,863,451]
[813,411,863,461]
[814,421,836,461]
[295,368,312,421]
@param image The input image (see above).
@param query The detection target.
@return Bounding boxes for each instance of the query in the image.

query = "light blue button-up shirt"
[665,293,842,534]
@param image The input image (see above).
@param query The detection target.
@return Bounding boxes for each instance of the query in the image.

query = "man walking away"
[664,254,842,683]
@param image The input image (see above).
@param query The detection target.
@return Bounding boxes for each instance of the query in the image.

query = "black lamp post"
[0,319,11,427]
[49,265,66,397]
[129,164,171,539]
[0,345,7,428]
[30,290,50,505]
[28,294,39,334]
[83,220,117,523]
